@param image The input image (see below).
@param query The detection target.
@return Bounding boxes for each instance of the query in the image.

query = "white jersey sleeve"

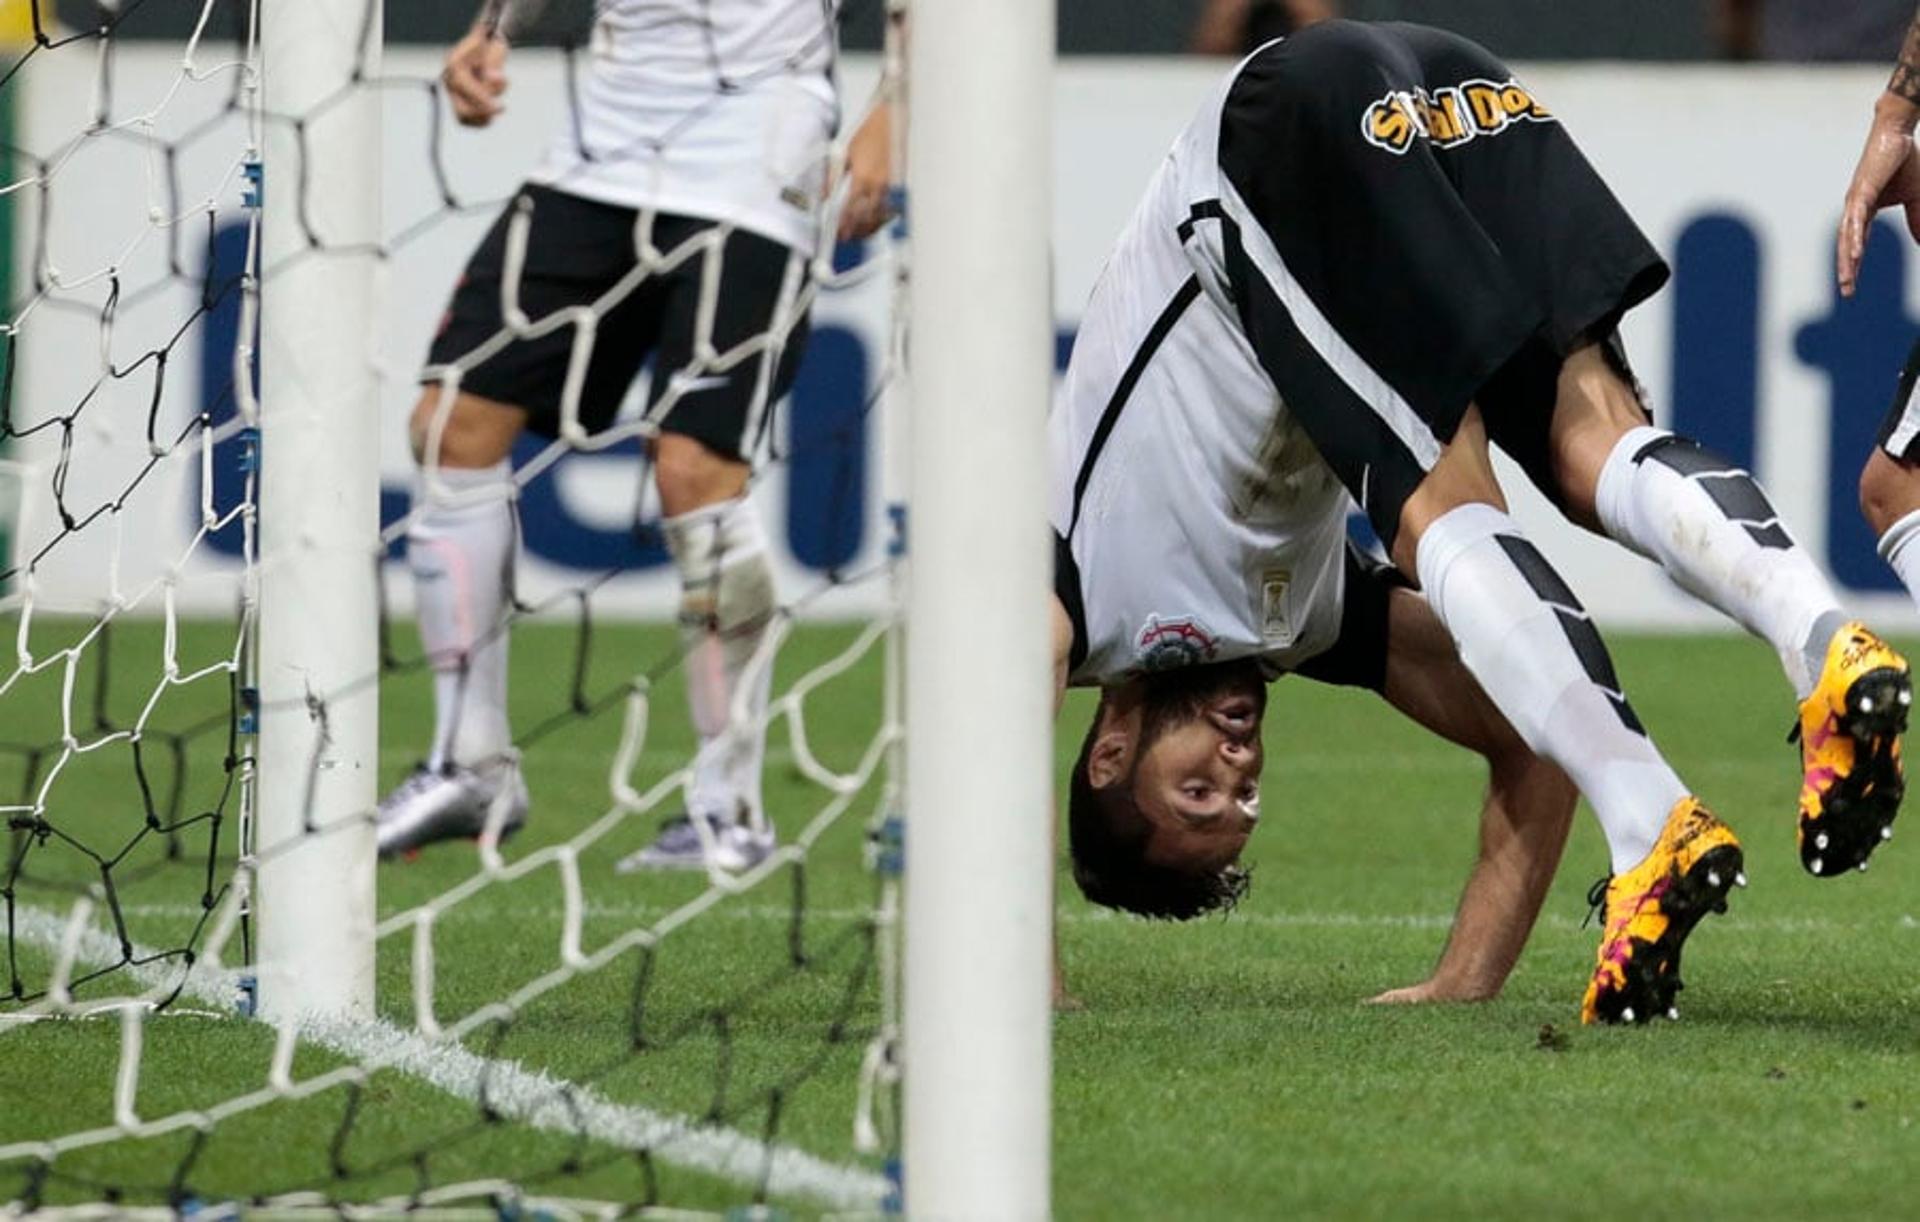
[525,0,840,257]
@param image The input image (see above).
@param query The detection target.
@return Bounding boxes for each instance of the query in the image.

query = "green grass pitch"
[3,620,1919,1218]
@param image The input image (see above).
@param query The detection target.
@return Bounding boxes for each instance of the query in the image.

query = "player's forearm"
[1423,755,1575,1001]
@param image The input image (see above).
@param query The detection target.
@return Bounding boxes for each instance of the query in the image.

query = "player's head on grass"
[1068,660,1263,919]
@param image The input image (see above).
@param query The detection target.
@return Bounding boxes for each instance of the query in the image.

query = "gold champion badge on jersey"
[1261,571,1295,647]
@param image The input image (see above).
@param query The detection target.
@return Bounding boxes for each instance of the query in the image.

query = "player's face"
[1129,670,1265,871]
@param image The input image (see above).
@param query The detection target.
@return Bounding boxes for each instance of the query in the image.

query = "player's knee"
[410,387,523,469]
[1859,450,1920,537]
[654,432,748,516]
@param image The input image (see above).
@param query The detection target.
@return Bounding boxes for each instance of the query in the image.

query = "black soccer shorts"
[1218,20,1670,544]
[424,183,811,462]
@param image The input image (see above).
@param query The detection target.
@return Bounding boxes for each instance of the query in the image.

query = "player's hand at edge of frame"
[444,23,512,129]
[837,104,894,243]
[1838,92,1920,297]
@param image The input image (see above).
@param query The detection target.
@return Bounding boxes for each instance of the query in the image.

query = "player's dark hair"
[1066,710,1250,921]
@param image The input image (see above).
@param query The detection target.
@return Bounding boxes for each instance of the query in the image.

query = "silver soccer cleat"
[615,807,774,874]
[376,762,529,859]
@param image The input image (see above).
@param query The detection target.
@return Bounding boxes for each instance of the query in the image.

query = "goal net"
[0,0,944,1214]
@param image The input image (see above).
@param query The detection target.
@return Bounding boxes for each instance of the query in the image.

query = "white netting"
[0,1,908,1214]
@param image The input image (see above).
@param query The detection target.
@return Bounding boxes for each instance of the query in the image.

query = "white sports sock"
[1596,426,1847,700]
[409,463,515,772]
[1878,509,1920,613]
[662,495,777,827]
[1417,503,1686,873]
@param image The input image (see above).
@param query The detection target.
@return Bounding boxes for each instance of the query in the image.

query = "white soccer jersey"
[526,0,839,257]
[1051,72,1354,687]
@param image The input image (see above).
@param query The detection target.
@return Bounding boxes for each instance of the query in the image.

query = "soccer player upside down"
[1051,20,1912,1025]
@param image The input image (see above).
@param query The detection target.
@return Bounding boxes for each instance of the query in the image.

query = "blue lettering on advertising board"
[199,216,1920,594]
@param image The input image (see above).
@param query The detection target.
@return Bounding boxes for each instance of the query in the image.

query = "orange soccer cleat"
[1581,797,1744,1026]
[1794,622,1910,878]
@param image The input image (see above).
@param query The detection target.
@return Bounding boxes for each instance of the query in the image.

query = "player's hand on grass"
[837,104,894,242]
[1364,977,1496,1006]
[1838,93,1920,297]
[444,25,510,128]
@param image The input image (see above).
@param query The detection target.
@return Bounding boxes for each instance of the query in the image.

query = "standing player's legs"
[378,185,661,858]
[620,220,810,874]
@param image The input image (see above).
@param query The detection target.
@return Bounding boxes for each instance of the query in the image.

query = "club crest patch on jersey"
[1136,615,1220,671]
[1360,77,1554,156]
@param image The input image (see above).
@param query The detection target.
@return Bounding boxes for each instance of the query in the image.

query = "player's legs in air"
[1217,21,1753,1023]
[1485,337,1911,881]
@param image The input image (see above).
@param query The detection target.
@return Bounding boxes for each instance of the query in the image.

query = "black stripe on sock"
[1556,608,1625,694]
[1608,693,1647,736]
[1697,472,1777,525]
[1494,534,1580,610]
[1744,522,1792,550]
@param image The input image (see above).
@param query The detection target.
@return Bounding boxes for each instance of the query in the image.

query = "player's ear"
[1085,725,1131,788]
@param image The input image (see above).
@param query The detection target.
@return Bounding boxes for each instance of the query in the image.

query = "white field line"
[3,906,889,1212]
[97,901,1920,935]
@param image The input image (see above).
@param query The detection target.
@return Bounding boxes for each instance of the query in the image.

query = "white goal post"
[903,0,1057,1218]
[254,0,383,1021]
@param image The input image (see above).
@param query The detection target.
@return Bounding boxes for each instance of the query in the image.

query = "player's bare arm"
[1364,589,1576,1005]
[838,104,895,243]
[1838,4,1920,295]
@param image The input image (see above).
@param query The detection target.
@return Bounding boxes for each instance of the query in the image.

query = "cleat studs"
[1883,826,1895,842]
[1862,696,1876,714]
[1860,861,1870,872]
[1735,872,1749,887]
[1902,690,1913,707]
[1816,833,1830,851]
[1668,1007,1680,1021]
[1811,857,1824,875]
[1622,1006,1635,1024]
[1707,870,1722,889]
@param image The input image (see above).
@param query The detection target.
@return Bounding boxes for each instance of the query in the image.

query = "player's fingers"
[444,62,501,125]
[1839,199,1871,296]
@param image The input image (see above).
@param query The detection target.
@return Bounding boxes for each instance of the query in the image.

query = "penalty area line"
[7,904,889,1212]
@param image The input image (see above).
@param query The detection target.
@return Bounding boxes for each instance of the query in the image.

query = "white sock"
[1878,509,1920,613]
[662,494,777,827]
[1596,426,1848,700]
[1417,503,1687,873]
[409,463,515,772]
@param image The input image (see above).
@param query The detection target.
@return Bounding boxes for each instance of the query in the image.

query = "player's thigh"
[1478,333,1651,530]
[422,183,660,453]
[1862,337,1920,534]
[644,217,812,508]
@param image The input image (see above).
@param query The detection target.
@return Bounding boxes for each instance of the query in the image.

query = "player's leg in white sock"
[657,435,776,828]
[1415,501,1686,873]
[1861,449,1920,612]
[410,463,516,771]
[406,387,528,775]
[1594,426,1846,700]
[1546,343,1845,699]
